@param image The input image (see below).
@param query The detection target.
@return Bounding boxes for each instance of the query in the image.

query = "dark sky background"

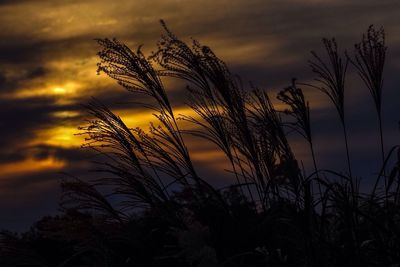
[0,0,399,231]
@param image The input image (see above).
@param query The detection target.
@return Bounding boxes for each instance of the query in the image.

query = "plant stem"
[309,141,322,197]
[378,114,385,171]
[342,120,353,179]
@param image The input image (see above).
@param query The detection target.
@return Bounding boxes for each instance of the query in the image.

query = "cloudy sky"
[0,0,399,231]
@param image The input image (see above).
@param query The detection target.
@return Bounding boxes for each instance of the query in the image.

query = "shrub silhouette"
[1,22,400,267]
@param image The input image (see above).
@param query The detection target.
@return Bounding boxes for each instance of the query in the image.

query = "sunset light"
[0,157,66,177]
[52,87,66,94]
[1,1,400,265]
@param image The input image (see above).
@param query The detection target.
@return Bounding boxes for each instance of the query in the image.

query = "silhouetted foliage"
[1,22,399,267]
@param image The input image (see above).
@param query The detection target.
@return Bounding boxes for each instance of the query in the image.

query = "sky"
[0,0,399,231]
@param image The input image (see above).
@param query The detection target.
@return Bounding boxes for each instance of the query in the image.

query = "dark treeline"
[1,22,399,267]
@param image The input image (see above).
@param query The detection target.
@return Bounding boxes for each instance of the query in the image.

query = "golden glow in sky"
[0,157,66,177]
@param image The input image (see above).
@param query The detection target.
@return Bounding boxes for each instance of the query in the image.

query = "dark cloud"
[0,41,44,64]
[0,146,93,189]
[0,37,94,64]
[0,150,25,164]
[0,71,17,92]
[25,66,47,79]
[0,95,86,167]
[0,0,25,5]
[0,144,97,231]
[0,97,55,145]
[0,67,49,93]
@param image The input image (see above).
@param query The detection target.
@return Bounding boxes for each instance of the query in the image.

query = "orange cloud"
[0,157,66,177]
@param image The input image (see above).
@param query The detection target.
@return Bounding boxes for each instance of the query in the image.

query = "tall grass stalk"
[307,38,353,185]
[348,25,387,171]
[278,79,320,195]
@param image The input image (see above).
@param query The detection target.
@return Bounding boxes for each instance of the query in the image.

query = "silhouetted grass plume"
[1,22,399,267]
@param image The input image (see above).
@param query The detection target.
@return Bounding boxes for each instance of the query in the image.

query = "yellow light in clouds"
[30,126,84,148]
[118,107,201,130]
[45,127,84,147]
[0,157,66,177]
[50,82,78,95]
[52,87,67,94]
[190,149,226,162]
[12,82,79,99]
[27,107,199,150]
[53,111,80,118]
